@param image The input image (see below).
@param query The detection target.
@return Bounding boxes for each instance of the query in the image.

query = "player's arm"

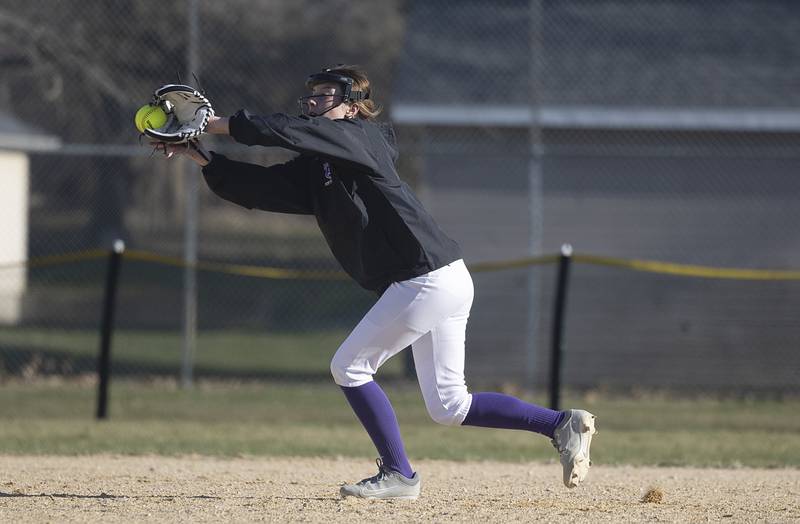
[201,153,314,214]
[226,110,380,172]
[152,140,312,213]
[206,115,230,135]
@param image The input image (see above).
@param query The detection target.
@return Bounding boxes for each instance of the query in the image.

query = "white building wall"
[0,151,29,324]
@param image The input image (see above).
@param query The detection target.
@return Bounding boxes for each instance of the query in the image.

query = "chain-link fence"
[1,0,798,392]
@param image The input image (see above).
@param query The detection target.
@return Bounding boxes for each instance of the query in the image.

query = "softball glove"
[143,84,214,143]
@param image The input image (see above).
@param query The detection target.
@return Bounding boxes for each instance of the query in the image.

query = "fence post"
[549,243,573,411]
[96,240,125,420]
[180,0,201,389]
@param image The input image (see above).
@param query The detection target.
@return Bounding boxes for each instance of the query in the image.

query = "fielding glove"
[142,84,214,143]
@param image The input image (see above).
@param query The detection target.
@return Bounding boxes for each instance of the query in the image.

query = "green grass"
[0,328,404,378]
[1,380,798,467]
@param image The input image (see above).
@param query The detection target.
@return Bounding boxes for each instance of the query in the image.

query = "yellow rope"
[468,254,561,272]
[5,248,800,281]
[0,249,108,269]
[123,250,347,280]
[574,254,800,280]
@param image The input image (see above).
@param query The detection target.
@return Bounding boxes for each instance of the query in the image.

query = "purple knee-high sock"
[462,392,565,438]
[340,381,414,478]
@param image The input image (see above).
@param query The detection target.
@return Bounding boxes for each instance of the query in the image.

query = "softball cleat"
[339,458,421,500]
[551,409,597,488]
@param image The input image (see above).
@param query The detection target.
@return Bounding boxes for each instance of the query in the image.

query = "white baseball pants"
[330,259,474,426]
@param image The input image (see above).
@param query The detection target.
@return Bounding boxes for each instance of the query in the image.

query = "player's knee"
[425,389,470,426]
[330,351,373,386]
[329,354,350,386]
[427,406,461,426]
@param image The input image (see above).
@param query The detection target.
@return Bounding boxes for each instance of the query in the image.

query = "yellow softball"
[134,104,168,133]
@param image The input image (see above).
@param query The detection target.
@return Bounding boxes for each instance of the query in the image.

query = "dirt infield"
[0,455,797,523]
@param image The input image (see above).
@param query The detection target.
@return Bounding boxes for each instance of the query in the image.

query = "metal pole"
[527,0,544,388]
[549,244,573,411]
[96,240,125,420]
[180,0,200,388]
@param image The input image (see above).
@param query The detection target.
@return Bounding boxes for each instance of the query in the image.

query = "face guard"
[298,69,368,117]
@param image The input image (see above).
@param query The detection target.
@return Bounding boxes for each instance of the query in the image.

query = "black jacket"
[201,110,462,293]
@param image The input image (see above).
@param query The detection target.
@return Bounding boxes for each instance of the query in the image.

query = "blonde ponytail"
[325,65,382,120]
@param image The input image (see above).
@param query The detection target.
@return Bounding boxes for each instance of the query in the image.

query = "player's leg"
[462,393,564,437]
[410,321,472,426]
[331,261,473,498]
[413,325,567,433]
[414,322,597,487]
[410,261,562,431]
[331,290,422,481]
[464,393,598,487]
[412,262,597,487]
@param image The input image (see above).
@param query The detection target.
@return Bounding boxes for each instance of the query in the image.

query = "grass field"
[0,328,404,379]
[2,327,798,468]
[1,379,798,468]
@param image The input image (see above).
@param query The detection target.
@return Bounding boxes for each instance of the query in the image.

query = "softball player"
[161,65,596,500]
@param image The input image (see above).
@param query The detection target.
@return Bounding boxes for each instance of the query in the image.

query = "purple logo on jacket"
[322,162,333,186]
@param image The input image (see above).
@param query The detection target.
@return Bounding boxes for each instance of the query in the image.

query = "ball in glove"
[134,104,168,133]
[140,84,214,143]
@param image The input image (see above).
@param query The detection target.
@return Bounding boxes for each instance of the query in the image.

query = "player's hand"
[150,139,212,166]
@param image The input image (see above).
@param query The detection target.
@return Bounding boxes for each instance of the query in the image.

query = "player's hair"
[325,64,382,120]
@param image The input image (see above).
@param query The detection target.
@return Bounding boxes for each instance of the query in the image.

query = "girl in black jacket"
[156,65,596,500]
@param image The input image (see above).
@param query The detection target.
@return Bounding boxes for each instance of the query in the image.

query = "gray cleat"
[551,409,597,488]
[340,458,421,500]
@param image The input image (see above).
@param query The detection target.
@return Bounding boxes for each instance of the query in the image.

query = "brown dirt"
[0,455,798,523]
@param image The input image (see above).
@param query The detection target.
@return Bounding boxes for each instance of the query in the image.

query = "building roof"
[392,0,800,129]
[0,111,61,151]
